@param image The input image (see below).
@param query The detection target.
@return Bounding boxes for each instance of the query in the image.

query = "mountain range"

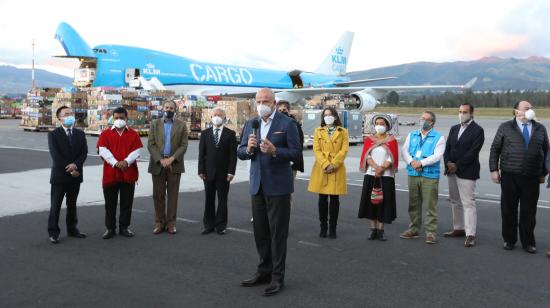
[3,56,550,95]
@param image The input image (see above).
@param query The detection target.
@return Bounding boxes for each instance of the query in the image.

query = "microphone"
[251,119,260,139]
[251,119,260,151]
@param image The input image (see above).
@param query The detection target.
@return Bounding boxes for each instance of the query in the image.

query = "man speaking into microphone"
[237,88,301,296]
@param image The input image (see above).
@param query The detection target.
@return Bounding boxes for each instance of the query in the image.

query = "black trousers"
[500,173,539,247]
[251,188,291,283]
[318,194,340,228]
[203,175,230,231]
[48,183,81,237]
[103,182,135,230]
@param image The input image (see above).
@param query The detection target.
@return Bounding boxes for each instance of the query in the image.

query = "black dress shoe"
[368,228,378,240]
[217,229,226,235]
[523,246,537,254]
[240,273,271,287]
[263,281,284,296]
[503,242,515,250]
[201,228,215,235]
[49,236,60,244]
[377,229,387,242]
[102,229,116,239]
[68,231,87,238]
[119,228,135,237]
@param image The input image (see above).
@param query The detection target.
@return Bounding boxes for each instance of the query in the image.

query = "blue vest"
[406,129,442,179]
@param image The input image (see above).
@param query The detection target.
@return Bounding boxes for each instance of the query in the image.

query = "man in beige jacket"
[147,101,188,235]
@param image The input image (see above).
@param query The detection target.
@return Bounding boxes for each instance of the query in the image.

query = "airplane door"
[125,68,141,83]
[288,70,303,88]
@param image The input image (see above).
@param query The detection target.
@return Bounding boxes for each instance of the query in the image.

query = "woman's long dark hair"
[320,106,342,127]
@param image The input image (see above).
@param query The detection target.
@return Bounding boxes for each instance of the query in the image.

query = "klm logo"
[331,47,347,74]
[331,47,347,65]
[143,63,161,75]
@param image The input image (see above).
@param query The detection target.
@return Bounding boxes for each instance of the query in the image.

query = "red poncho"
[97,128,143,188]
[359,135,399,171]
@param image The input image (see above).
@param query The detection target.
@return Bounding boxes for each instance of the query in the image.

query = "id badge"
[415,150,422,158]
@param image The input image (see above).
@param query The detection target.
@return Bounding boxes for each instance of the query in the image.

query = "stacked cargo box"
[201,99,256,138]
[20,88,61,128]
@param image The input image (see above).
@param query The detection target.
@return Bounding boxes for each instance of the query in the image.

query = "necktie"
[214,128,220,147]
[522,123,530,149]
[67,128,73,144]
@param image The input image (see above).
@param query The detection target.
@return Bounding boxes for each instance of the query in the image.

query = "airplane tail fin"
[54,22,95,58]
[315,31,354,76]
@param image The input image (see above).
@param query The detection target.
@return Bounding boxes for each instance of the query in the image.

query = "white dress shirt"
[516,118,532,137]
[260,110,276,140]
[366,145,394,178]
[457,119,473,140]
[401,130,446,167]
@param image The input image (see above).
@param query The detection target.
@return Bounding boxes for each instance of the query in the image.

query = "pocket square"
[273,131,285,134]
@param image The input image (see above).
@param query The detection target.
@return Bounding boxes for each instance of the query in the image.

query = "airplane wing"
[333,77,397,86]
[218,78,477,98]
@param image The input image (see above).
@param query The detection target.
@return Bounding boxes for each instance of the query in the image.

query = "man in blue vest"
[400,111,446,244]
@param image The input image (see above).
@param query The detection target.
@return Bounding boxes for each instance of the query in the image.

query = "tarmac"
[1,116,550,307]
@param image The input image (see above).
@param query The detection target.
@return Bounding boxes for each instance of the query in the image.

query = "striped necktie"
[214,128,220,147]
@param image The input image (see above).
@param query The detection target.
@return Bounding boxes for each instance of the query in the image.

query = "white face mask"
[524,109,535,121]
[257,104,273,118]
[114,119,126,129]
[374,125,387,134]
[212,116,223,126]
[459,113,471,124]
[324,116,335,125]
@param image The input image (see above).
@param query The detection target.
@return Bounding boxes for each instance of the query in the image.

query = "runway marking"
[132,209,147,213]
[298,241,322,247]
[484,193,500,198]
[227,227,253,234]
[0,146,148,161]
[176,217,199,223]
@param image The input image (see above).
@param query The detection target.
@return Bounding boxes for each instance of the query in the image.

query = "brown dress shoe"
[464,235,476,247]
[425,233,437,244]
[443,230,466,237]
[153,226,164,234]
[167,226,177,234]
[400,230,420,239]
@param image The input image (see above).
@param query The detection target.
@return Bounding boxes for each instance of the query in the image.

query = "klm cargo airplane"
[55,22,475,111]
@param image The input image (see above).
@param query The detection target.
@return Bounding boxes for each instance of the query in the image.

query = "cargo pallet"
[20,125,55,132]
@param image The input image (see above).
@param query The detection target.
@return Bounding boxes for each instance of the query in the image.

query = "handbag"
[370,178,384,205]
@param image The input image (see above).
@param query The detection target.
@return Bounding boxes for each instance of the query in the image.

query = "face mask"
[114,119,126,129]
[324,116,335,125]
[374,125,386,134]
[459,113,471,124]
[421,120,432,131]
[281,111,289,117]
[63,115,75,127]
[212,116,223,126]
[257,104,273,118]
[524,109,535,121]
[164,111,175,119]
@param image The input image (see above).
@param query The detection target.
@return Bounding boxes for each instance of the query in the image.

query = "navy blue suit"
[237,112,301,196]
[237,111,300,283]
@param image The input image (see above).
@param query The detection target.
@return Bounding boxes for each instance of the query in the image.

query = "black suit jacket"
[48,126,88,184]
[444,120,484,180]
[198,126,237,181]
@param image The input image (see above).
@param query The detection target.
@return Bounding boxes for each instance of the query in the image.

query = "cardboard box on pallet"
[201,99,256,136]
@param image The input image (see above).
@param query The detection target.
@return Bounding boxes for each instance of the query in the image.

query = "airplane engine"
[350,91,378,112]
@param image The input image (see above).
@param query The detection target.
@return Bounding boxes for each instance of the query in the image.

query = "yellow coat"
[308,126,349,195]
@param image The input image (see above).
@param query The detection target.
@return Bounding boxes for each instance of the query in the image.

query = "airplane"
[54,22,476,111]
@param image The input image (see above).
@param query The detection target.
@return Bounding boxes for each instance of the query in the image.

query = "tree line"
[397,90,550,108]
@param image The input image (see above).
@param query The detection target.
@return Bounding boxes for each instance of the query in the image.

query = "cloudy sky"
[0,0,548,76]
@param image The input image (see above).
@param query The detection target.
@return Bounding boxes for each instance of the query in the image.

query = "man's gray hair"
[424,111,436,123]
[212,106,226,116]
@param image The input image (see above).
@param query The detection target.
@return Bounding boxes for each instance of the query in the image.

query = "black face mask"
[165,111,175,119]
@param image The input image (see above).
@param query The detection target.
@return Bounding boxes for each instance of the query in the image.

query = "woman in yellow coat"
[308,107,349,238]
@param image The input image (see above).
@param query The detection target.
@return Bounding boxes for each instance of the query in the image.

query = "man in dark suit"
[238,88,301,296]
[198,107,237,235]
[490,100,549,254]
[276,100,304,177]
[443,103,484,247]
[47,106,88,244]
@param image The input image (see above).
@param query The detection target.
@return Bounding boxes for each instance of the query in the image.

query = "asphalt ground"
[1,175,550,307]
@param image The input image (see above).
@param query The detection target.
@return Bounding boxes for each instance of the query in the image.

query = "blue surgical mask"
[64,116,75,127]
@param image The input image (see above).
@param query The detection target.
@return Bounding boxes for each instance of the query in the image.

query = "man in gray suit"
[147,101,188,235]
